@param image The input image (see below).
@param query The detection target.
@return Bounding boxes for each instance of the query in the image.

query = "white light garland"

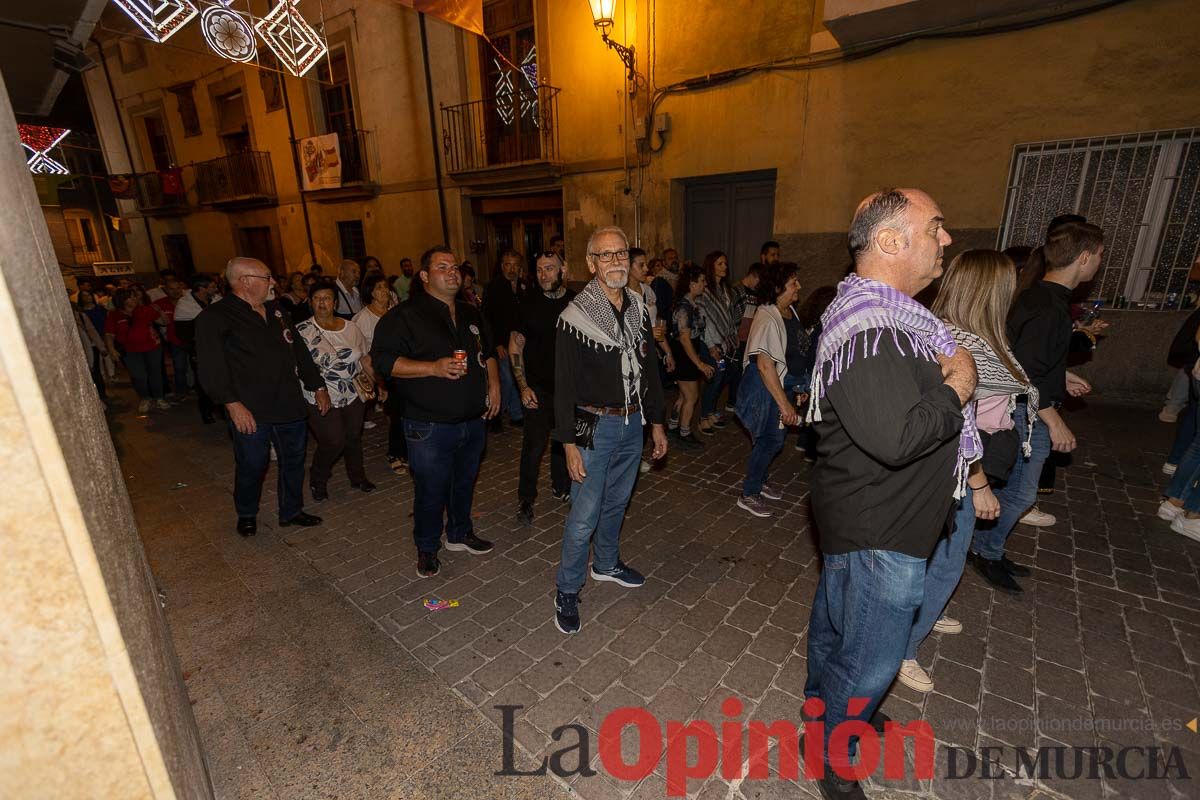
[255,0,328,77]
[200,2,256,63]
[111,0,198,43]
[20,126,70,175]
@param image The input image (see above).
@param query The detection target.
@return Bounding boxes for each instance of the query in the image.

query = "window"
[215,90,250,154]
[998,128,1200,309]
[169,84,200,137]
[141,114,173,171]
[322,49,356,139]
[337,220,366,261]
[480,0,541,165]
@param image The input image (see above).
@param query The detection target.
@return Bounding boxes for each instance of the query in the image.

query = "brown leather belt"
[579,403,640,416]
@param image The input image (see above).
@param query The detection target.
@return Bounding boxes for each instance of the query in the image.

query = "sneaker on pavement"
[897,659,934,693]
[387,455,407,474]
[675,431,705,450]
[1170,515,1200,544]
[445,534,494,555]
[760,481,784,501]
[1019,507,1056,527]
[640,459,652,473]
[591,561,645,588]
[417,551,440,578]
[724,404,737,413]
[552,488,571,503]
[155,398,171,411]
[709,415,728,430]
[1158,500,1185,522]
[1163,462,1178,476]
[555,590,581,634]
[971,553,1024,594]
[737,494,773,518]
[999,555,1032,577]
[933,616,962,634]
[667,415,679,431]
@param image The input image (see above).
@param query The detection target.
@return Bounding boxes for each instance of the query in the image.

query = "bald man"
[196,257,330,536]
[801,189,975,800]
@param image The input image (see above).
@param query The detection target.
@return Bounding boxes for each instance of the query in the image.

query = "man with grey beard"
[551,226,668,634]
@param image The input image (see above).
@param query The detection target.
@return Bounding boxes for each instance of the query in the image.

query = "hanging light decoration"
[18,125,70,175]
[110,0,199,43]
[255,0,329,77]
[200,1,257,63]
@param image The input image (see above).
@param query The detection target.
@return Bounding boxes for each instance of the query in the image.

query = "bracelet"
[967,481,989,491]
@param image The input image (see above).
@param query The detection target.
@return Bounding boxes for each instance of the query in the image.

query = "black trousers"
[89,347,107,400]
[189,351,217,421]
[306,398,367,488]
[518,389,569,502]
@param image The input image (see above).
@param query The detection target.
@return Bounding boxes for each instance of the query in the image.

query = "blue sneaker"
[590,561,645,588]
[555,590,581,634]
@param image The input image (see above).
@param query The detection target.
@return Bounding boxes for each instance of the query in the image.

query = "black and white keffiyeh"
[558,277,648,424]
[948,325,1040,456]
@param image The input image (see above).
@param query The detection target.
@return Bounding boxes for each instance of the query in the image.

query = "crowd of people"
[76,186,1181,800]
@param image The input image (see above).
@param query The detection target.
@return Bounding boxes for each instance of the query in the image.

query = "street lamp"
[587,0,636,85]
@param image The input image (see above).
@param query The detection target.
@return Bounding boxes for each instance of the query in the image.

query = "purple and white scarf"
[806,274,982,499]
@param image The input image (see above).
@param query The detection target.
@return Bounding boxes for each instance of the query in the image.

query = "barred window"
[998,128,1200,310]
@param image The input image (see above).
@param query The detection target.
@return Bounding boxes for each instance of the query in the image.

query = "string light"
[18,125,70,174]
[200,1,256,63]
[255,0,328,77]
[110,0,198,43]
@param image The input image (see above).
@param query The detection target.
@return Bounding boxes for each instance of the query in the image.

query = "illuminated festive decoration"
[255,0,328,77]
[519,47,538,124]
[111,0,198,43]
[18,125,70,174]
[201,2,256,63]
[493,46,539,127]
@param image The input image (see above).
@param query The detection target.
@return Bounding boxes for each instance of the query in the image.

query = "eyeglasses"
[589,249,630,264]
[242,274,272,282]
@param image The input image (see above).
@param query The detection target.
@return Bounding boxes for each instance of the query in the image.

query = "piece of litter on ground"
[171,482,188,490]
[1083,461,1097,467]
[423,598,460,611]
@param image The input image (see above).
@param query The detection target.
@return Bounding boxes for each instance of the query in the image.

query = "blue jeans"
[972,403,1049,560]
[124,348,164,399]
[1167,378,1199,465]
[726,344,746,407]
[738,367,787,496]
[168,342,191,393]
[556,412,643,593]
[906,490,974,660]
[405,418,486,554]
[1166,398,1200,511]
[804,549,925,771]
[700,349,730,417]
[498,358,524,422]
[230,417,307,522]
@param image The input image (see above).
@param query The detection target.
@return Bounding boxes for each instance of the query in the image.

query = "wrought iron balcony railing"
[134,171,188,216]
[195,151,277,207]
[441,84,560,174]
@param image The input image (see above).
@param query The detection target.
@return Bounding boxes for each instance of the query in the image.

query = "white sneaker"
[933,616,962,634]
[155,398,171,411]
[363,420,377,429]
[1163,462,1178,476]
[640,459,652,474]
[1170,515,1200,544]
[1158,500,1185,522]
[137,399,151,414]
[760,481,783,501]
[897,659,934,693]
[1018,507,1056,527]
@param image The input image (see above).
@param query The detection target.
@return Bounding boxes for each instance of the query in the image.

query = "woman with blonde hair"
[897,249,1039,694]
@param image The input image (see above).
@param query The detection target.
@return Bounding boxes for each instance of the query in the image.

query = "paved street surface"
[117,386,1199,800]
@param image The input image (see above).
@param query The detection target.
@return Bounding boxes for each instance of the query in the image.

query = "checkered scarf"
[806,273,981,498]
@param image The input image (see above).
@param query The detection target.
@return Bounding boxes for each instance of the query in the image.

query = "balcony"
[441,84,560,182]
[297,129,380,202]
[72,247,104,266]
[195,151,277,208]
[134,172,189,217]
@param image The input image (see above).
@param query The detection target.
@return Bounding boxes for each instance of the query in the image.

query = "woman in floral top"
[297,281,378,500]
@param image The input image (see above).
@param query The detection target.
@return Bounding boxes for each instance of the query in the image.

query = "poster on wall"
[299,133,341,191]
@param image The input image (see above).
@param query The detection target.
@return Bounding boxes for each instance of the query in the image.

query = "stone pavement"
[116,387,1200,800]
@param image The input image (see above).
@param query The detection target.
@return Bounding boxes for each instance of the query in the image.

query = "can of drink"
[453,349,467,362]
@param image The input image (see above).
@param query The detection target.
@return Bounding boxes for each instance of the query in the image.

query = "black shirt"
[553,286,666,443]
[484,276,525,349]
[194,295,323,424]
[370,292,496,424]
[1008,281,1072,409]
[811,334,964,558]
[783,313,808,378]
[515,288,574,393]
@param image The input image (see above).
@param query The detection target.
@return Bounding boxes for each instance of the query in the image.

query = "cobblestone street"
[120,390,1200,800]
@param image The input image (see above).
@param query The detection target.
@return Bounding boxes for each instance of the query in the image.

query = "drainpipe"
[419,12,450,245]
[94,38,159,270]
[280,76,316,264]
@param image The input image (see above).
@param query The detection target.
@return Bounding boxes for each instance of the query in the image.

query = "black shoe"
[999,554,1031,577]
[590,561,645,588]
[551,488,571,503]
[555,590,581,634]
[236,517,257,536]
[971,552,1024,594]
[674,431,705,450]
[350,479,376,494]
[798,734,868,800]
[417,551,440,578]
[445,533,493,555]
[517,501,535,526]
[510,417,524,428]
[279,511,322,528]
[311,484,328,502]
[709,416,728,429]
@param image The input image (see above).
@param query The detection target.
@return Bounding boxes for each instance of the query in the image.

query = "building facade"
[84,0,1199,306]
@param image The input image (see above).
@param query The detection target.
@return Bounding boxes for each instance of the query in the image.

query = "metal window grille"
[337,220,366,261]
[997,128,1200,310]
